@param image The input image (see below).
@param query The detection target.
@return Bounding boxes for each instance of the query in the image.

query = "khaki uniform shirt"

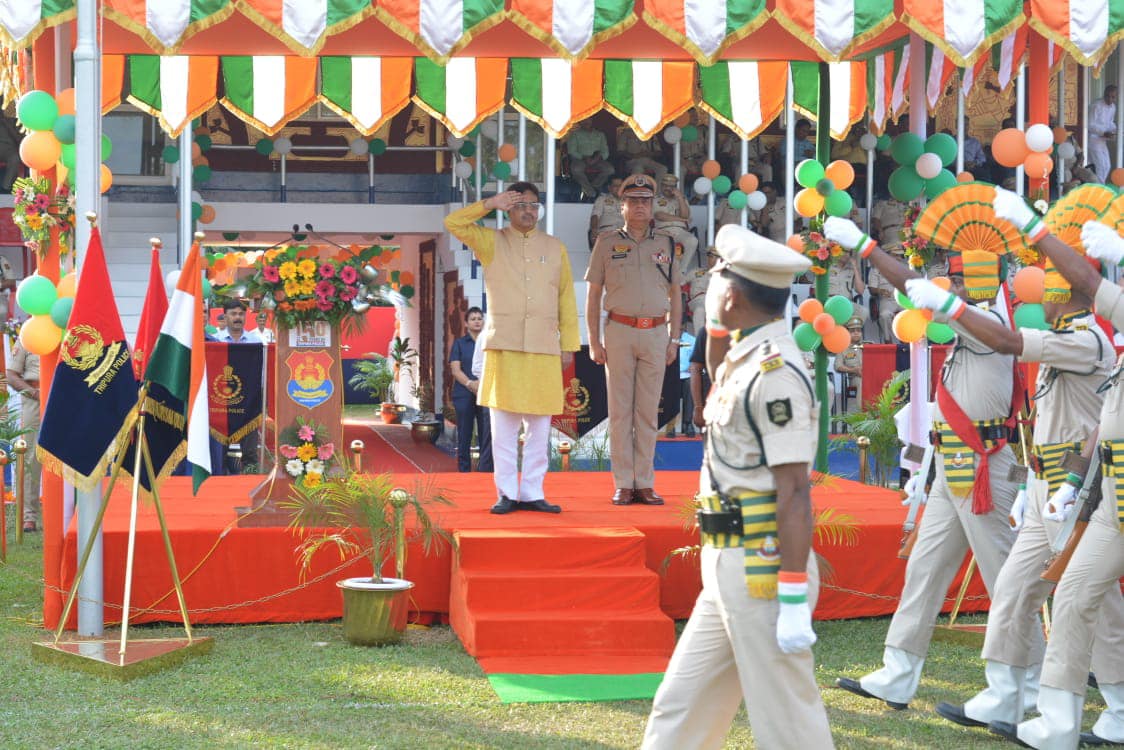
[586,228,682,317]
[827,257,858,299]
[1019,312,1112,444]
[714,199,742,230]
[9,342,39,381]
[1095,279,1124,333]
[687,268,710,308]
[751,199,789,243]
[590,193,624,233]
[867,264,898,302]
[938,306,1015,422]
[654,194,689,230]
[617,127,659,158]
[836,344,862,375]
[701,319,817,496]
[871,199,909,251]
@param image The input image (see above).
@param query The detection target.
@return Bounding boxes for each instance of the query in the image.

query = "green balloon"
[459,141,476,157]
[824,295,854,325]
[727,190,748,210]
[101,134,113,161]
[925,132,958,167]
[369,138,387,156]
[793,322,822,352]
[492,161,511,180]
[53,114,76,145]
[193,165,212,182]
[191,202,203,221]
[795,158,825,189]
[815,178,835,197]
[195,134,213,152]
[888,166,924,202]
[681,125,699,143]
[255,139,274,155]
[49,297,73,328]
[60,143,76,170]
[876,133,892,151]
[16,275,58,316]
[895,289,915,310]
[204,324,218,336]
[824,189,854,218]
[162,145,181,163]
[925,169,958,198]
[222,231,240,241]
[202,276,212,299]
[1014,302,1048,331]
[891,132,924,166]
[17,90,58,131]
[400,284,415,299]
[926,321,955,343]
[712,175,732,195]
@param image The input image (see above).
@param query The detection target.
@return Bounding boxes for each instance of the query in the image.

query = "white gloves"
[1008,485,1027,531]
[823,217,874,256]
[776,600,817,654]
[1082,220,1124,267]
[901,472,927,506]
[1044,480,1079,523]
[905,278,966,319]
[993,187,1047,242]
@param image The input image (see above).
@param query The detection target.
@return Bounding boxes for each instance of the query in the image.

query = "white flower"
[305,459,325,474]
[285,459,305,477]
[1033,199,1049,215]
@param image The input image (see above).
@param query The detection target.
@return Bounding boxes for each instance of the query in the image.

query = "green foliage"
[347,352,393,403]
[831,369,908,487]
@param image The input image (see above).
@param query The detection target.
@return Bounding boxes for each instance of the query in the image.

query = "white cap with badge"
[712,224,810,289]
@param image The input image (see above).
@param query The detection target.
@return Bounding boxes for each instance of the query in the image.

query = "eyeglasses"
[512,202,541,210]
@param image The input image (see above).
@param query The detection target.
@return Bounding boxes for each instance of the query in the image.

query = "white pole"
[474,132,483,203]
[956,85,965,175]
[1082,66,1091,169]
[74,0,104,636]
[1057,62,1066,187]
[495,107,505,229]
[784,69,795,240]
[546,134,556,235]
[178,130,192,265]
[517,113,527,182]
[706,117,716,248]
[907,32,930,475]
[1116,43,1124,170]
[864,116,874,234]
[1016,69,1026,194]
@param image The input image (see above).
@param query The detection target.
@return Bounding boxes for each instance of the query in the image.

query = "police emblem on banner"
[211,365,245,406]
[563,377,591,417]
[286,350,334,408]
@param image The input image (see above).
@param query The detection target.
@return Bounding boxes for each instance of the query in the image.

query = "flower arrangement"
[12,176,74,257]
[249,244,386,327]
[791,228,846,276]
[279,417,335,487]
[899,204,934,270]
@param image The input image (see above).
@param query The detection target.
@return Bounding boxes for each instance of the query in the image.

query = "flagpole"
[118,403,148,655]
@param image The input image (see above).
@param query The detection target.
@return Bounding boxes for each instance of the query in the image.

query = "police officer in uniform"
[8,341,40,532]
[587,174,683,506]
[833,315,865,413]
[641,224,834,749]
[825,216,1020,712]
[588,176,625,249]
[653,174,699,267]
[869,197,910,341]
[684,249,717,336]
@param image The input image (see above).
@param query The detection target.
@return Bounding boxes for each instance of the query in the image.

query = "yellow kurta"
[445,202,580,415]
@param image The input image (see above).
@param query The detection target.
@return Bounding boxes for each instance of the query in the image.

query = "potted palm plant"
[347,352,394,413]
[380,336,418,424]
[281,472,453,646]
[831,370,909,487]
[410,380,443,444]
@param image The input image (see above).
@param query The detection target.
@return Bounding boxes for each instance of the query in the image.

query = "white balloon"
[446,134,465,149]
[165,270,181,289]
[273,137,293,155]
[859,133,879,151]
[1057,141,1076,160]
[746,190,767,211]
[453,161,473,179]
[480,120,499,139]
[349,138,369,156]
[1025,123,1054,154]
[190,191,203,204]
[663,125,682,144]
[915,152,943,180]
[693,176,712,196]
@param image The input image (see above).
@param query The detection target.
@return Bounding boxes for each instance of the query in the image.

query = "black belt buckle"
[1101,444,1114,466]
[697,509,743,535]
[1029,454,1044,474]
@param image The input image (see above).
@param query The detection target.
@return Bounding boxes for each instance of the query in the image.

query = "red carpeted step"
[453,527,649,571]
[453,568,662,612]
[461,610,676,658]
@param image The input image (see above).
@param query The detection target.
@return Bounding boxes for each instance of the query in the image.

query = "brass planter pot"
[380,403,406,424]
[410,420,442,445]
[336,577,414,646]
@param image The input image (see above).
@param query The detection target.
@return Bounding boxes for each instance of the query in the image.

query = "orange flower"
[811,266,826,275]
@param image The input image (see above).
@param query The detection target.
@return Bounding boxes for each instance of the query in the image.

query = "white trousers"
[1090,136,1111,182]
[489,409,551,502]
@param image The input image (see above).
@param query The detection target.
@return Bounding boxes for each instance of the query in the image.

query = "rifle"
[898,442,935,559]
[1041,448,1102,583]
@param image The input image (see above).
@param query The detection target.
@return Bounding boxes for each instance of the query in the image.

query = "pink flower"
[315,280,336,299]
[34,194,50,210]
[279,444,299,459]
[339,286,357,302]
[316,298,334,311]
[808,232,824,243]
[319,264,335,278]
[339,265,358,284]
[816,247,829,260]
[262,265,280,283]
[13,189,24,203]
[318,443,334,460]
[298,425,315,441]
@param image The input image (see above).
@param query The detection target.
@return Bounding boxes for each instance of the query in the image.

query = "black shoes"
[989,722,1032,747]
[1081,731,1124,747]
[835,678,909,710]
[935,702,988,728]
[490,497,562,514]
[490,497,518,515]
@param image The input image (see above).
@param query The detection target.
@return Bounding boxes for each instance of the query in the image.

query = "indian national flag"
[375,0,505,60]
[0,0,74,46]
[145,243,211,493]
[643,0,768,64]
[103,0,234,52]
[220,56,318,135]
[320,57,414,136]
[103,55,126,114]
[128,55,219,136]
[1028,0,1123,67]
[866,43,909,133]
[773,0,896,61]
[236,0,370,52]
[792,61,868,140]
[509,0,635,59]
[901,0,1024,67]
[413,57,508,137]
[697,61,787,140]
[603,60,694,140]
[509,58,603,139]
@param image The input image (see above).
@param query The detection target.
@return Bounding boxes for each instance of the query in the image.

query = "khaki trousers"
[20,394,41,524]
[604,319,667,490]
[642,548,834,750]
[1041,490,1124,694]
[885,446,1018,656]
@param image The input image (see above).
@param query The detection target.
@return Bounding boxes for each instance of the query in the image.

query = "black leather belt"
[930,424,1009,446]
[697,509,743,535]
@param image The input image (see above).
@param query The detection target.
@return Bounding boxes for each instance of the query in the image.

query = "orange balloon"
[992,128,1030,168]
[738,173,759,193]
[956,171,974,182]
[20,314,62,356]
[812,312,836,336]
[823,324,851,354]
[398,270,415,286]
[199,205,216,224]
[55,88,76,116]
[56,273,77,299]
[1012,265,1045,304]
[1052,126,1069,145]
[931,276,951,291]
[701,160,722,180]
[787,234,806,253]
[798,298,823,323]
[1024,152,1054,180]
[191,141,202,160]
[892,309,928,343]
[99,163,113,193]
[1112,168,1124,187]
[497,143,517,162]
[19,130,62,172]
[794,188,824,218]
[192,154,209,167]
[824,160,855,190]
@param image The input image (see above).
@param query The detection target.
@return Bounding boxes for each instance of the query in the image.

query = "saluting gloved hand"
[993,187,1048,243]
[1044,474,1081,523]
[1082,220,1124,268]
[775,572,817,654]
[905,278,966,319]
[901,472,922,505]
[823,217,876,257]
[1008,484,1028,531]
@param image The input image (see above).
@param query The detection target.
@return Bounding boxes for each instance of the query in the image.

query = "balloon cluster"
[17,89,113,193]
[886,132,959,202]
[492,143,518,181]
[16,272,77,355]
[448,134,476,180]
[1010,265,1049,330]
[891,278,955,343]
[662,122,700,147]
[794,296,855,354]
[793,159,856,218]
[992,123,1061,181]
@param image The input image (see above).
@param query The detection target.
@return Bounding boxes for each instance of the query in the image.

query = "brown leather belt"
[608,311,667,329]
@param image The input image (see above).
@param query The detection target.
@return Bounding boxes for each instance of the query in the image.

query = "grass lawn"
[0,512,1108,748]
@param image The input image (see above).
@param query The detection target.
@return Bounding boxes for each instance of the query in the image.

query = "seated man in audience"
[750,182,791,243]
[588,176,625,249]
[566,122,614,200]
[616,125,667,182]
[654,174,699,267]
